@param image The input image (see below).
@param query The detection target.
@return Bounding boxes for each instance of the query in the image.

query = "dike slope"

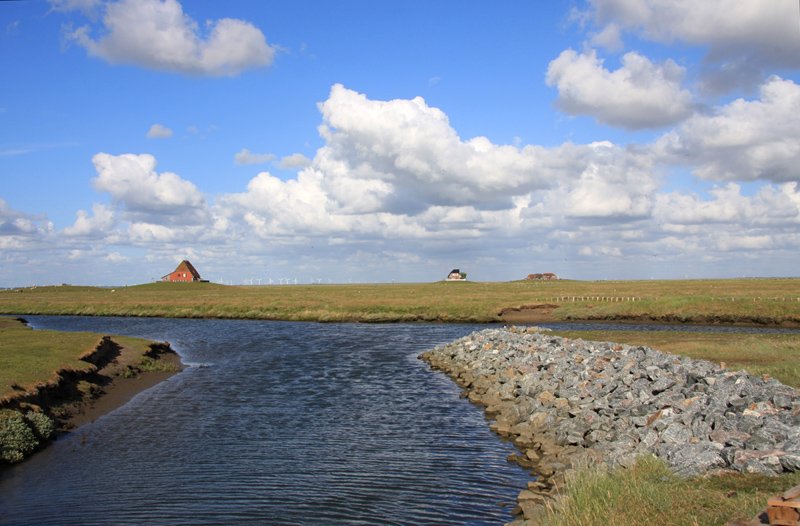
[420,326,800,524]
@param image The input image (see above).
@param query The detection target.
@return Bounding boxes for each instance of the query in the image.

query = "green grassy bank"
[0,317,177,464]
[2,278,800,325]
[0,317,157,400]
[0,317,102,400]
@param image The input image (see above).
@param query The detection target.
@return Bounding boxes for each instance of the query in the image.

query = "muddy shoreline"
[60,349,183,430]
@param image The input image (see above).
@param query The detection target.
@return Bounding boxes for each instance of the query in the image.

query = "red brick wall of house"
[164,271,196,282]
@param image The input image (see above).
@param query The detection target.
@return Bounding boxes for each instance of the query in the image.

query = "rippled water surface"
[0,317,531,526]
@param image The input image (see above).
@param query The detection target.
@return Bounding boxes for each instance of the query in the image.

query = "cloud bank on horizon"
[1,0,799,285]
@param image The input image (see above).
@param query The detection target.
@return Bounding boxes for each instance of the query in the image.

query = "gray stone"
[690,418,712,440]
[660,422,692,446]
[732,449,785,475]
[651,377,677,394]
[709,429,750,448]
[640,429,660,449]
[671,444,726,477]
[747,420,793,450]
[784,438,800,453]
[728,397,749,411]
[419,325,800,482]
[780,454,800,471]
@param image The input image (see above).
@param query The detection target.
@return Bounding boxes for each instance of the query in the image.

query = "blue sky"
[1,0,799,286]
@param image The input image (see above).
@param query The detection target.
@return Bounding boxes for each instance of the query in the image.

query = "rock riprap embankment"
[420,327,800,519]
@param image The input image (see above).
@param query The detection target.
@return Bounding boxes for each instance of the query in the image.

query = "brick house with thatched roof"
[162,260,203,283]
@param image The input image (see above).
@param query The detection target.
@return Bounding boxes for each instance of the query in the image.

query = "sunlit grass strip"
[543,456,800,526]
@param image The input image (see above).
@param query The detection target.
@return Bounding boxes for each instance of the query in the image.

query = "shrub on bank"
[25,410,55,441]
[138,355,180,373]
[0,409,56,464]
[0,410,38,463]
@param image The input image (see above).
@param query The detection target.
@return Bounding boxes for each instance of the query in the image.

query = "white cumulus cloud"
[8,81,800,284]
[64,203,115,237]
[0,199,54,255]
[654,183,800,227]
[49,0,101,14]
[91,152,208,224]
[583,0,800,92]
[649,182,800,263]
[219,170,341,236]
[218,86,660,245]
[555,143,657,219]
[128,222,190,243]
[0,199,53,239]
[315,84,561,212]
[546,49,694,129]
[68,0,275,76]
[656,76,800,183]
[104,251,129,263]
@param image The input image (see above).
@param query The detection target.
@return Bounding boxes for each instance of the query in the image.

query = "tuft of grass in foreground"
[543,456,800,526]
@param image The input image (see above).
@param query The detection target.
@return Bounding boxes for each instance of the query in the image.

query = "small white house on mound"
[447,269,467,281]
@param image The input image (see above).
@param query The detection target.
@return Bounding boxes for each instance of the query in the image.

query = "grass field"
[1,278,799,324]
[0,317,102,402]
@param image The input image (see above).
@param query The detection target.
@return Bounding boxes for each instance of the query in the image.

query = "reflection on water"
[0,317,530,526]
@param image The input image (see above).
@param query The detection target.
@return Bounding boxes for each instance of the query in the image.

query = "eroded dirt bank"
[1,334,183,465]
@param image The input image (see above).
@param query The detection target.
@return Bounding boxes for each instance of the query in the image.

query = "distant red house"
[162,260,203,283]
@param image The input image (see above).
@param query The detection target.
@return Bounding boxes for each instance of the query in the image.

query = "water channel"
[1,317,530,525]
[1,317,797,525]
